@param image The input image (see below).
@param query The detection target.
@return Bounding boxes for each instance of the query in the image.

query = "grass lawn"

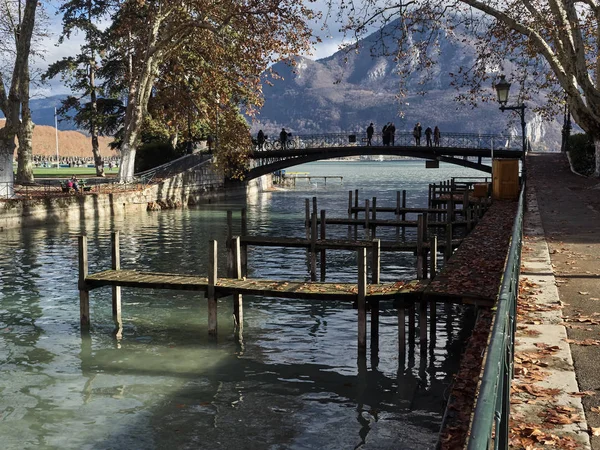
[23,167,119,178]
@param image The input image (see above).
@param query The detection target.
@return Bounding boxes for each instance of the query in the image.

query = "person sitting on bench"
[71,175,80,192]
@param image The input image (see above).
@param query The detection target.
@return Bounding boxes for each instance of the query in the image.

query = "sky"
[35,0,351,97]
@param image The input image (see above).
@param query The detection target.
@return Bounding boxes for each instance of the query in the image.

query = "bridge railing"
[258,131,520,151]
[466,184,524,450]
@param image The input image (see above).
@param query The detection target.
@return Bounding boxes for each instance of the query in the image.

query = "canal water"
[0,161,484,449]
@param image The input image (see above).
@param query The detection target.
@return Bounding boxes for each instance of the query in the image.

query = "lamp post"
[561,100,572,153]
[494,75,527,180]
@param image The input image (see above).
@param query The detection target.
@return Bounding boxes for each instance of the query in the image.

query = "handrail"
[466,184,524,449]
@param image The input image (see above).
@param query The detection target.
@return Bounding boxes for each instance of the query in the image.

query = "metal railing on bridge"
[466,184,524,449]
[255,131,521,152]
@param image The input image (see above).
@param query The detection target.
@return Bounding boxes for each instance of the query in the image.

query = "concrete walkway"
[511,152,600,449]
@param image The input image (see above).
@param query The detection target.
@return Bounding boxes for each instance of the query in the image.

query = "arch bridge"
[246,132,523,180]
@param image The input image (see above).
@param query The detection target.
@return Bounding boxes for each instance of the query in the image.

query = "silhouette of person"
[382,124,389,146]
[257,129,265,150]
[366,123,374,146]
[413,123,422,146]
[425,126,433,147]
[280,128,288,150]
[434,126,441,147]
[389,123,396,146]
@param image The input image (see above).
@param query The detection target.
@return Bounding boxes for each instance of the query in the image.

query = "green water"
[0,161,485,449]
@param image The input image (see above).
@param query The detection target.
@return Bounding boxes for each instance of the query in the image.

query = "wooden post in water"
[429,235,438,279]
[78,235,90,329]
[408,302,415,344]
[208,240,218,336]
[372,239,380,284]
[463,189,470,223]
[312,196,317,222]
[364,199,370,239]
[401,190,407,240]
[421,213,429,277]
[416,215,424,279]
[310,212,317,281]
[227,211,233,277]
[354,189,359,240]
[357,247,367,355]
[232,236,243,334]
[348,190,353,239]
[397,299,406,354]
[419,299,428,348]
[241,208,248,277]
[445,196,454,261]
[320,209,327,281]
[372,197,377,239]
[395,191,401,240]
[305,199,310,239]
[111,231,122,326]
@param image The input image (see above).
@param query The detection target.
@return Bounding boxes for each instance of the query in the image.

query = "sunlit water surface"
[0,161,485,449]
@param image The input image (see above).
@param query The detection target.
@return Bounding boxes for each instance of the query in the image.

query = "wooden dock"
[77,180,514,358]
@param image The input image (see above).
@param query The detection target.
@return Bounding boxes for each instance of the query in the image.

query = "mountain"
[254,22,561,151]
[0,95,77,130]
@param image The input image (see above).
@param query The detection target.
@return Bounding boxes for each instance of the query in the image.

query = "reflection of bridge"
[247,132,523,180]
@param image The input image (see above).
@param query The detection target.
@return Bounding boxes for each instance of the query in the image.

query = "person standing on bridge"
[366,123,374,146]
[280,128,288,150]
[425,126,433,147]
[382,123,389,146]
[389,123,396,146]
[257,129,265,150]
[434,126,441,147]
[413,123,422,146]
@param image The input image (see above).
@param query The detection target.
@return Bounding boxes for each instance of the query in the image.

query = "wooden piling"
[320,209,327,281]
[348,191,353,239]
[401,190,407,240]
[419,299,427,347]
[429,235,438,279]
[312,196,317,220]
[372,197,377,238]
[232,236,243,333]
[208,240,218,335]
[78,235,90,328]
[227,211,233,277]
[241,208,248,277]
[416,215,424,279]
[372,239,380,284]
[305,199,310,239]
[395,191,401,240]
[364,199,370,239]
[310,212,317,281]
[398,300,406,354]
[357,247,367,355]
[354,189,359,240]
[111,231,122,326]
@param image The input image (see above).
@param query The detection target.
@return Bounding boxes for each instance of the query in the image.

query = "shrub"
[568,133,595,176]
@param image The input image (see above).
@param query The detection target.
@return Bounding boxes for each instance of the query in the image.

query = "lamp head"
[494,75,511,106]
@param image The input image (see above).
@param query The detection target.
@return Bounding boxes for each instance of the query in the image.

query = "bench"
[60,180,92,193]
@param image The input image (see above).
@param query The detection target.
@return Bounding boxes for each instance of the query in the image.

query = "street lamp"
[215,93,220,151]
[494,75,527,179]
[561,99,572,153]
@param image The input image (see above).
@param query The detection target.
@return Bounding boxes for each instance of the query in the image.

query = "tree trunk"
[16,115,34,184]
[0,134,16,198]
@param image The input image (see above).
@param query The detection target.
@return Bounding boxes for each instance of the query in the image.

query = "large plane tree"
[331,0,600,175]
[0,0,38,196]
[103,0,316,183]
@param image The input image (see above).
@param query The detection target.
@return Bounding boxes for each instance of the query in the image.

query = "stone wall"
[0,161,272,231]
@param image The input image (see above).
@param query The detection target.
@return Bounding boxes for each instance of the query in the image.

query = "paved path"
[512,152,600,448]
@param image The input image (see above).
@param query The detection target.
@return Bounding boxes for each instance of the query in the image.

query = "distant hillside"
[254,20,561,151]
[31,124,117,158]
[0,120,117,158]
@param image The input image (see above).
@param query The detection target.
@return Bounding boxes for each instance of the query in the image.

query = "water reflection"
[0,161,483,449]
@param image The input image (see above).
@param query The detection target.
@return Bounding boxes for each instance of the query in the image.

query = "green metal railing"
[466,184,525,450]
